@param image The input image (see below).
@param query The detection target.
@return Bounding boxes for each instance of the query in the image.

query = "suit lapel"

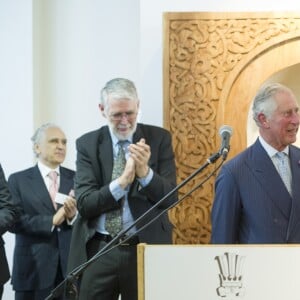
[59,167,74,195]
[98,127,114,184]
[132,124,144,144]
[31,165,55,211]
[249,140,292,219]
[129,125,148,210]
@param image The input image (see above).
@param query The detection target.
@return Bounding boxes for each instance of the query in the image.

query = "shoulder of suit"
[290,144,300,152]
[288,145,300,160]
[138,123,171,135]
[59,166,75,175]
[76,126,108,143]
[9,166,36,178]
[222,145,253,169]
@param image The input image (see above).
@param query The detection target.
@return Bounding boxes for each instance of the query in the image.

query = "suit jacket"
[67,124,177,272]
[211,138,300,244]
[8,165,75,291]
[0,164,19,285]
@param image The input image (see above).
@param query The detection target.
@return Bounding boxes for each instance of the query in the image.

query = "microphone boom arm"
[46,150,223,300]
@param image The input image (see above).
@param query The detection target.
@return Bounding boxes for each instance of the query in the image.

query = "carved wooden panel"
[163,12,300,244]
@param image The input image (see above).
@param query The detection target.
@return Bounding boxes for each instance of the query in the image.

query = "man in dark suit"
[8,123,77,300]
[0,164,19,300]
[67,78,177,300]
[211,82,300,243]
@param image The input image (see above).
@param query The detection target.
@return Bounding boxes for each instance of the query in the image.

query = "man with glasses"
[67,78,177,300]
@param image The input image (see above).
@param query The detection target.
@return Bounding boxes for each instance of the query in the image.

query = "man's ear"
[258,113,269,128]
[98,104,106,118]
[34,143,40,156]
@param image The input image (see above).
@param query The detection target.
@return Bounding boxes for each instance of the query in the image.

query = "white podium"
[137,243,300,300]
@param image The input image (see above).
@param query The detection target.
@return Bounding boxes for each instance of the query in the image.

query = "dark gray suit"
[0,164,19,299]
[67,124,177,298]
[8,165,75,294]
[211,138,300,243]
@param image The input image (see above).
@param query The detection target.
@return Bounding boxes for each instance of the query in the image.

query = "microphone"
[219,125,233,160]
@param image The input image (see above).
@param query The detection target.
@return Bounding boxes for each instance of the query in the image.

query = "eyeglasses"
[109,112,137,121]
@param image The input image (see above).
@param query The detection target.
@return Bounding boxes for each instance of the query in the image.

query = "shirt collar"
[258,136,289,158]
[37,161,60,178]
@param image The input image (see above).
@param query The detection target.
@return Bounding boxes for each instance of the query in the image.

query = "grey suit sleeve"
[139,129,177,208]
[75,127,178,219]
[75,138,117,219]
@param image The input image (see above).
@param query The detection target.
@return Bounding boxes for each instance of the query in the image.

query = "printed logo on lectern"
[215,252,245,298]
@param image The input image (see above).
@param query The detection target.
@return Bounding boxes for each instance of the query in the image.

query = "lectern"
[137,244,300,300]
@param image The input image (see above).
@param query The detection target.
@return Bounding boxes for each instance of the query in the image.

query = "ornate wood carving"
[163,12,300,244]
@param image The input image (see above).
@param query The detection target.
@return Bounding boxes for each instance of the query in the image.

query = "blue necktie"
[275,152,292,195]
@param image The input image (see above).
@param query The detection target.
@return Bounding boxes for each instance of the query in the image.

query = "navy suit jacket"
[67,124,177,272]
[211,138,300,244]
[8,165,75,291]
[0,164,19,286]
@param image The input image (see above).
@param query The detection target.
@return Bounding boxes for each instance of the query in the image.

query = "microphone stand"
[45,150,223,300]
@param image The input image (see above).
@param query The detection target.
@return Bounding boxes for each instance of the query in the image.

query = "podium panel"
[137,244,300,300]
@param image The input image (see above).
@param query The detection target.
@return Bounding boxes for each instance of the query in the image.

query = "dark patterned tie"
[105,141,127,236]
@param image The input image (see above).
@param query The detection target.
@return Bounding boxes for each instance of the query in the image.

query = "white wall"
[2,0,300,299]
[0,0,33,174]
[0,1,33,299]
[33,0,140,170]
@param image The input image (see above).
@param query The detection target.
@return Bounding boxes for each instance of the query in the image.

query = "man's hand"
[128,138,151,178]
[64,197,77,220]
[53,207,66,226]
[118,156,135,189]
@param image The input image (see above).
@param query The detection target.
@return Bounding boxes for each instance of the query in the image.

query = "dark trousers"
[0,285,3,300]
[79,235,138,300]
[15,263,64,300]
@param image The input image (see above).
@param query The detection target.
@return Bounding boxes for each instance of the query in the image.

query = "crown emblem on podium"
[215,252,246,298]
